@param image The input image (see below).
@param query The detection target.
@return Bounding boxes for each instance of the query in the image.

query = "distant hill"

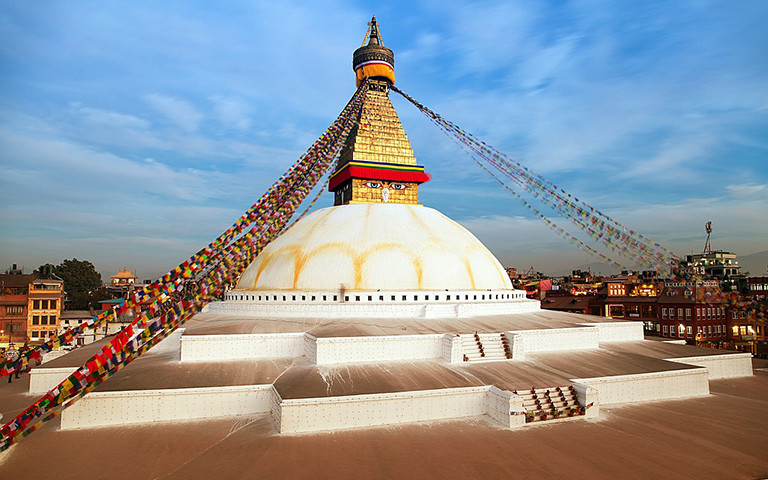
[548,262,622,277]
[540,250,768,278]
[738,250,768,276]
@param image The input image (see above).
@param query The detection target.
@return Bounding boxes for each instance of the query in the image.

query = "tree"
[46,259,105,310]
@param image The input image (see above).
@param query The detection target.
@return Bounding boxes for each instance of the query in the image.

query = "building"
[540,294,595,314]
[0,266,64,347]
[26,278,64,344]
[747,276,768,299]
[656,281,728,347]
[107,268,140,297]
[0,268,35,347]
[687,250,741,279]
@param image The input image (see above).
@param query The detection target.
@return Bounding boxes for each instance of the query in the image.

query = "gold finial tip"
[353,16,395,86]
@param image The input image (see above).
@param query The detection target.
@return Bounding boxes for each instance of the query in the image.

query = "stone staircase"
[515,385,587,423]
[460,332,512,362]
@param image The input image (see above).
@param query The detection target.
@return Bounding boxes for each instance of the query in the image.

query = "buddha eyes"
[363,182,407,190]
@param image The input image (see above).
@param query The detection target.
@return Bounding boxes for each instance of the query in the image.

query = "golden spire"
[329,18,430,206]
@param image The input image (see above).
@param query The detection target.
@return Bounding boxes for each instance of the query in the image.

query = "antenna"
[703,221,712,254]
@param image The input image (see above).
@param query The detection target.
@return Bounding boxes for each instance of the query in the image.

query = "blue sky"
[1,1,767,279]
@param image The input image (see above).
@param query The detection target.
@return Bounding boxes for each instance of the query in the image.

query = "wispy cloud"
[144,94,204,133]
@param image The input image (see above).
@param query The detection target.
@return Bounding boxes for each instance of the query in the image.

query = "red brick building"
[0,271,35,347]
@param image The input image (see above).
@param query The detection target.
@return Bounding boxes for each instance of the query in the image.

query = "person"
[17,342,29,378]
[5,345,19,384]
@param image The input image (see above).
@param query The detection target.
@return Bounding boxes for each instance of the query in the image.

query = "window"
[670,325,676,335]
[33,300,41,309]
[6,306,23,315]
[685,308,691,318]
[355,296,360,301]
[686,326,692,335]
[663,325,669,334]
[662,308,668,319]
[425,295,429,300]
[678,308,683,318]
[708,326,712,335]
[32,315,40,325]
[669,309,675,319]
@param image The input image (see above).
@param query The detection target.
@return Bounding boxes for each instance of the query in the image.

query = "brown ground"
[0,365,766,480]
[1,311,763,479]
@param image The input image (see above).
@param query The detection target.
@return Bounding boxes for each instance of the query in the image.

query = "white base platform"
[38,305,753,435]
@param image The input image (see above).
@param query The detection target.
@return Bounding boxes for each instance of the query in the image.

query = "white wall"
[572,384,600,418]
[571,368,709,405]
[312,334,444,365]
[180,333,305,362]
[205,289,538,319]
[29,367,76,394]
[487,386,526,428]
[278,386,492,434]
[670,353,753,380]
[60,385,275,430]
[508,327,599,356]
[583,321,645,343]
[148,328,185,356]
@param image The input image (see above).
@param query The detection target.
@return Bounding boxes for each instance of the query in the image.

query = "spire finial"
[353,16,395,86]
[368,15,382,46]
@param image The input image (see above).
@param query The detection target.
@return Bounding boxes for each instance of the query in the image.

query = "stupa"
[0,17,763,480]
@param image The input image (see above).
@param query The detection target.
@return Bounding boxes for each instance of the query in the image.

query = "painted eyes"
[364,182,407,190]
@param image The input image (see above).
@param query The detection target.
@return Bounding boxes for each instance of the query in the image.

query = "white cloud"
[726,183,768,202]
[145,94,204,132]
[210,96,252,131]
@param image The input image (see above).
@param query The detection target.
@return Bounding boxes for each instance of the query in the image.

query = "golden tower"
[329,16,430,206]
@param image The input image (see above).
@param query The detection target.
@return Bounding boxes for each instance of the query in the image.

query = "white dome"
[236,204,512,291]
